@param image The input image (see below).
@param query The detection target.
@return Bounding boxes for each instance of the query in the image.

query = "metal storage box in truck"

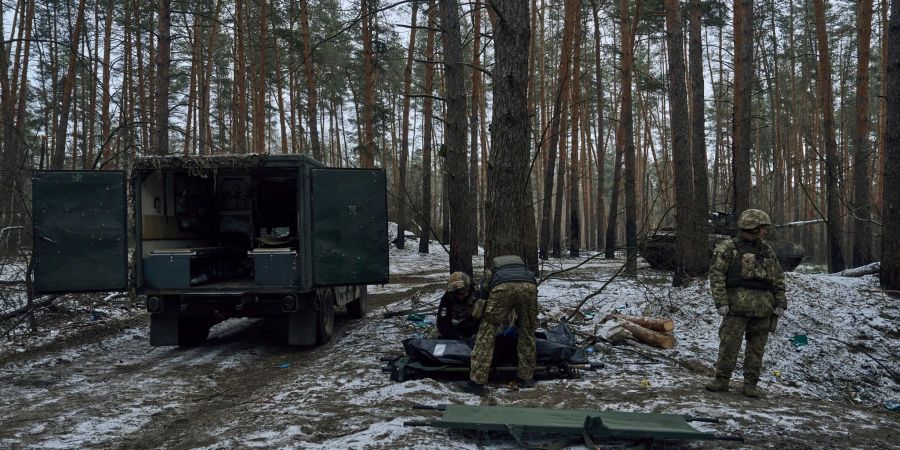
[32,154,389,346]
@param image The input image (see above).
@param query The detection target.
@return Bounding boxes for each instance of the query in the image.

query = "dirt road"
[1,262,897,449]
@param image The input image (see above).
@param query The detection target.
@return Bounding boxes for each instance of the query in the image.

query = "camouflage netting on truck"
[130,153,277,177]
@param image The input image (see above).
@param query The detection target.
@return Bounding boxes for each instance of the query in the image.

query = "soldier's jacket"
[479,264,537,298]
[709,236,787,317]
[436,290,480,339]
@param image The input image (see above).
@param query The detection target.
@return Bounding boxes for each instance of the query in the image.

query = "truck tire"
[178,317,210,346]
[346,286,368,319]
[315,290,335,344]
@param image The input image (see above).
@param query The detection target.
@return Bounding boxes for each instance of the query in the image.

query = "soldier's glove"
[774,307,785,317]
[716,306,729,316]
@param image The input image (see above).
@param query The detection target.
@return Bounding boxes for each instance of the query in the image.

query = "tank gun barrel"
[773,218,826,229]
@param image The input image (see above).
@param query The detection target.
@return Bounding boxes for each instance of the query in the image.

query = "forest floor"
[0,232,898,449]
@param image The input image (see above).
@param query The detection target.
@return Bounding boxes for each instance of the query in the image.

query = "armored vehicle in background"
[31,154,388,346]
[639,211,805,272]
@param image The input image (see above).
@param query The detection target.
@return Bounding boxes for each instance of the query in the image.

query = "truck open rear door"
[309,168,389,286]
[32,171,128,294]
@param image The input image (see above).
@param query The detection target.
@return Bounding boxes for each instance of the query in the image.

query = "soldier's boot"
[462,380,486,395]
[516,377,535,388]
[704,377,730,392]
[743,382,764,399]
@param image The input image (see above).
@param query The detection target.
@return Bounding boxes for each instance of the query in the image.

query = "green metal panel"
[310,168,389,286]
[32,171,128,293]
[431,405,714,441]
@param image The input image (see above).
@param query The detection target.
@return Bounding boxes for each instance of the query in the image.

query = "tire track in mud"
[0,276,444,449]
[111,283,450,448]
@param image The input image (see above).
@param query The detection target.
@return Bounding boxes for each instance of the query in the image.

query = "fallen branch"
[827,337,900,384]
[563,258,631,322]
[0,295,59,321]
[834,262,880,277]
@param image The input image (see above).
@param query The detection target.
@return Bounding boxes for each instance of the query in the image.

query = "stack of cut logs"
[601,314,676,349]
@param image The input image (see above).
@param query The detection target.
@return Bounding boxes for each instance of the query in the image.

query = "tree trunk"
[621,0,640,275]
[154,0,170,156]
[689,0,709,274]
[199,0,223,156]
[50,0,87,168]
[233,0,248,153]
[419,1,437,253]
[813,0,846,272]
[0,7,19,224]
[605,122,624,259]
[852,0,875,267]
[184,12,200,155]
[539,0,577,260]
[470,0,483,252]
[732,0,753,214]
[611,314,675,333]
[568,9,583,257]
[361,0,376,168]
[396,0,419,249]
[881,0,900,293]
[253,0,268,155]
[300,0,322,161]
[617,320,676,349]
[99,0,113,166]
[664,0,696,286]
[484,0,532,265]
[590,0,606,254]
[439,0,475,275]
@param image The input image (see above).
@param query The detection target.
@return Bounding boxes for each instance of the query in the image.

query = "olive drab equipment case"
[32,155,389,346]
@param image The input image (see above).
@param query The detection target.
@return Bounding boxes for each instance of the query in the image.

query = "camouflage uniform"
[708,209,787,391]
[436,273,480,339]
[469,257,539,385]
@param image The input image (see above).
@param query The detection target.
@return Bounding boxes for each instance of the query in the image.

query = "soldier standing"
[464,256,539,395]
[705,209,787,398]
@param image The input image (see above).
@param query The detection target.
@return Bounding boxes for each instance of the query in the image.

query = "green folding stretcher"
[406,404,742,446]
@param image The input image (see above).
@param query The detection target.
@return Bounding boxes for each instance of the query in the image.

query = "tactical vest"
[488,263,537,291]
[724,237,775,291]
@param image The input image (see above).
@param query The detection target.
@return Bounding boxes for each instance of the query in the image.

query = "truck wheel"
[178,317,210,346]
[315,290,335,344]
[346,286,368,319]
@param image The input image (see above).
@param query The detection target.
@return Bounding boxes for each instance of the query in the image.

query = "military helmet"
[737,209,772,230]
[446,271,470,292]
[492,255,524,268]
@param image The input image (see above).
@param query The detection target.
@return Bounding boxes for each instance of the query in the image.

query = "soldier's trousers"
[469,282,539,385]
[714,315,771,384]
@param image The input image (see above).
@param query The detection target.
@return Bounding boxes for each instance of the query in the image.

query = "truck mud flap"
[288,310,316,345]
[150,314,179,346]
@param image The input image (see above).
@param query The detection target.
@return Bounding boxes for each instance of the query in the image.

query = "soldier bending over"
[464,256,538,395]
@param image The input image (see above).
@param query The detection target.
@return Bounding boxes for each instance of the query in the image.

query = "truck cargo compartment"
[137,168,299,290]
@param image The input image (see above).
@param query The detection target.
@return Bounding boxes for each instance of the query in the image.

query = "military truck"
[31,154,388,346]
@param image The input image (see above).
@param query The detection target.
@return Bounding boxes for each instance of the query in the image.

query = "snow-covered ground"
[0,230,897,449]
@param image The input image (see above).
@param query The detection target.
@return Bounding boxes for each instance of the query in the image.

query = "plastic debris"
[406,314,434,328]
[885,401,900,411]
[639,379,651,388]
[277,362,291,369]
[790,334,808,349]
[772,370,782,378]
[501,327,518,337]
